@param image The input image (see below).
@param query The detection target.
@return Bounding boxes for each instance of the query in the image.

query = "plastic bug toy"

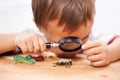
[53,59,72,68]
[13,55,35,64]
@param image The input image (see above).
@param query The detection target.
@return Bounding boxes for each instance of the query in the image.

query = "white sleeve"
[89,31,118,45]
[22,28,47,42]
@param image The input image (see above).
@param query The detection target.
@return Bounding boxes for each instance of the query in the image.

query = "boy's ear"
[32,18,34,22]
[32,18,44,32]
[36,24,44,32]
[94,10,96,15]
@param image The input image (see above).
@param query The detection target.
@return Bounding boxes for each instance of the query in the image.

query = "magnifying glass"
[46,36,82,52]
[14,36,82,54]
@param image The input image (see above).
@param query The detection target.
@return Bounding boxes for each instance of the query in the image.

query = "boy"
[0,0,120,67]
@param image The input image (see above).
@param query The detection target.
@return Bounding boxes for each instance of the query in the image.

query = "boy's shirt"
[23,29,119,45]
[89,31,119,45]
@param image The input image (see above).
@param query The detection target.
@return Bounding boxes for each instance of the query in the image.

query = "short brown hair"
[32,0,95,32]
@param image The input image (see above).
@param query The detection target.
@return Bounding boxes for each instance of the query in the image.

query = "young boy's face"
[39,19,93,57]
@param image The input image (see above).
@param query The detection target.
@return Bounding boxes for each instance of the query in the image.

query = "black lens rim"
[59,36,82,52]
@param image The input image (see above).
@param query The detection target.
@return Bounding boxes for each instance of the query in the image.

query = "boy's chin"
[57,53,77,58]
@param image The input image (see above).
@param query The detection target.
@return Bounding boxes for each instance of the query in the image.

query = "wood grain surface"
[0,54,120,80]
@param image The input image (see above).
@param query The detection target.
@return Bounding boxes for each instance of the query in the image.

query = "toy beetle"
[27,54,44,61]
[53,59,72,68]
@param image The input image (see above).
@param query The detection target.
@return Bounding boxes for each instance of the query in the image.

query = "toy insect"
[27,54,45,61]
[53,59,72,68]
[13,55,35,64]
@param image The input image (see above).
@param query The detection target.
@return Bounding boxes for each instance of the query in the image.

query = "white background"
[0,0,120,34]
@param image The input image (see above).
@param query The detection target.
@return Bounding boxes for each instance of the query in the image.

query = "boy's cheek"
[83,49,94,56]
[51,48,78,57]
[51,47,63,55]
[83,50,89,56]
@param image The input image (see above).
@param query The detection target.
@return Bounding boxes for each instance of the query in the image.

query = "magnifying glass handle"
[14,43,59,53]
[46,43,51,48]
[79,49,84,53]
[46,43,59,48]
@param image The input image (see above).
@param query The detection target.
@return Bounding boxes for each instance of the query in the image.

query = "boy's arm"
[0,33,19,54]
[84,32,120,67]
[108,37,120,63]
[90,32,120,61]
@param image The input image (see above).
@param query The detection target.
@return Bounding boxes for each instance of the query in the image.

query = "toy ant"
[53,59,72,68]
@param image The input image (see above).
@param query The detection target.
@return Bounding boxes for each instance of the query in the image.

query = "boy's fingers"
[33,38,41,53]
[38,38,46,52]
[82,41,102,50]
[26,39,34,53]
[19,42,28,53]
[15,39,28,53]
[84,47,102,55]
[87,54,102,62]
[91,60,109,67]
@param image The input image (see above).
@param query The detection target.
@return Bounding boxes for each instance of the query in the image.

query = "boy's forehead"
[43,20,92,41]
[46,19,81,33]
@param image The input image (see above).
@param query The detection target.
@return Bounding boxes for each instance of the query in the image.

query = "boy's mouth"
[57,52,78,58]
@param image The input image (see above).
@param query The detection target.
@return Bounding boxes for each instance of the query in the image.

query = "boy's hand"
[15,33,46,54]
[82,41,111,67]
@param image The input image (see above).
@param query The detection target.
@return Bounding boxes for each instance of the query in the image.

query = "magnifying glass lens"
[60,42,81,50]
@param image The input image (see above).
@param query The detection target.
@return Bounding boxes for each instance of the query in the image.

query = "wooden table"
[0,54,120,80]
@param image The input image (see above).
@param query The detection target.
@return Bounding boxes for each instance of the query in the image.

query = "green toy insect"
[13,55,35,64]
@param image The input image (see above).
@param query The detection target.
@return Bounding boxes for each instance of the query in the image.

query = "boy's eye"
[81,35,89,43]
